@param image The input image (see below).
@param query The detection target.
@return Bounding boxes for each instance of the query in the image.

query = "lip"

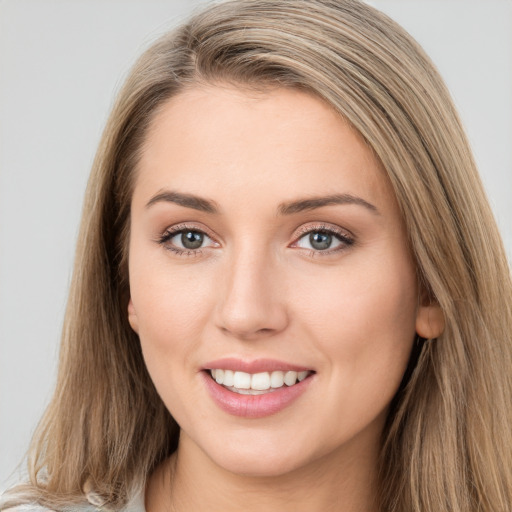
[203,357,312,374]
[201,367,314,419]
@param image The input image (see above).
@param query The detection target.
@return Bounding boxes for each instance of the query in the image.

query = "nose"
[215,247,289,341]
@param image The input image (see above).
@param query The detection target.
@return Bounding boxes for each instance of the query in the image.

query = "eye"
[172,230,209,250]
[157,224,218,256]
[292,225,354,255]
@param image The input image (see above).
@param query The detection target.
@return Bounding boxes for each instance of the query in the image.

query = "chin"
[196,432,322,479]
[213,451,308,479]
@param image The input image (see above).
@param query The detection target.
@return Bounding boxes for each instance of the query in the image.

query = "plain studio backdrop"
[0,0,511,491]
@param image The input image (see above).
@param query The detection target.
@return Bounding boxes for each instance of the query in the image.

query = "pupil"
[310,232,332,250]
[181,231,203,249]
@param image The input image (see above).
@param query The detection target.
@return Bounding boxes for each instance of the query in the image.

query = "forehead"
[134,84,397,216]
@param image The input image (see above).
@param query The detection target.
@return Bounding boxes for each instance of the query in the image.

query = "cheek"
[129,262,219,420]
[300,253,416,321]
[135,278,211,345]
[287,255,417,444]
[128,247,217,382]
[294,249,418,390]
[130,236,213,327]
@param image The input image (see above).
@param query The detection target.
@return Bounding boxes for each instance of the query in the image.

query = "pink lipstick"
[202,358,314,418]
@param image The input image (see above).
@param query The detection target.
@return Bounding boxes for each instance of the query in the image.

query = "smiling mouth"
[208,369,313,395]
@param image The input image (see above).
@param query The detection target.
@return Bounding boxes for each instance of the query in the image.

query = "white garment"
[1,488,145,512]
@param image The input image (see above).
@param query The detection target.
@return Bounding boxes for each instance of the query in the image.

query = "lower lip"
[202,371,313,418]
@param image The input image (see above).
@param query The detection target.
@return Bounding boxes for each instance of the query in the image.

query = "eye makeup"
[290,222,355,258]
[155,221,355,259]
[155,222,219,257]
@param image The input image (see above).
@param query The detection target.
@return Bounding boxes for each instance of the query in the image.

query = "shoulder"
[2,505,103,512]
[1,487,144,512]
[1,504,98,512]
[2,507,55,512]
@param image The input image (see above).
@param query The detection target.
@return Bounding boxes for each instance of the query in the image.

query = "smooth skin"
[127,85,445,512]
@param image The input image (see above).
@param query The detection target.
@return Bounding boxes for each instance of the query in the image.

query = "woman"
[2,0,511,511]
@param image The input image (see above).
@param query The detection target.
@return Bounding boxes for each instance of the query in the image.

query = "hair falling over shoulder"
[2,1,511,511]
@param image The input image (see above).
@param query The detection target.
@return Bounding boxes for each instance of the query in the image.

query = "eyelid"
[292,222,354,242]
[161,222,219,242]
[289,222,355,255]
[156,222,221,256]
[156,221,354,257]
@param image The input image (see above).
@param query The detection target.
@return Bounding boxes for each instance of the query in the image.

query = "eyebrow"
[145,190,379,216]
[146,190,219,213]
[278,193,379,215]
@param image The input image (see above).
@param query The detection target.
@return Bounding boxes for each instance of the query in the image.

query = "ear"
[127,298,139,334]
[415,303,445,339]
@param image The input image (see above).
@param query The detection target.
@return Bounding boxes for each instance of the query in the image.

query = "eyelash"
[292,224,355,258]
[156,223,355,258]
[156,223,215,257]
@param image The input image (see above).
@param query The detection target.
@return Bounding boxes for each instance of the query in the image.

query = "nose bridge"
[216,240,288,339]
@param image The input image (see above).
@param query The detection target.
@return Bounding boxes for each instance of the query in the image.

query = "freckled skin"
[127,86,443,511]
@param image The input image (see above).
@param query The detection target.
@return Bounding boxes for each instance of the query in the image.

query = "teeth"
[233,371,251,389]
[209,369,311,391]
[270,371,284,388]
[223,369,234,387]
[298,371,308,382]
[251,372,271,390]
[283,371,298,386]
[215,369,224,384]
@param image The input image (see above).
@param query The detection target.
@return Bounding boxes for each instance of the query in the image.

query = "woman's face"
[128,85,441,477]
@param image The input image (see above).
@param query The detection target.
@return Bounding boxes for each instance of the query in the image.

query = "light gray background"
[1,0,511,491]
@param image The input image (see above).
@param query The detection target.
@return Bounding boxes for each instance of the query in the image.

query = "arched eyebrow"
[145,190,379,216]
[145,190,219,213]
[278,193,379,215]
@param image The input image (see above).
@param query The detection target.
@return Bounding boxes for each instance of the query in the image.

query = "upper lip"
[203,358,313,374]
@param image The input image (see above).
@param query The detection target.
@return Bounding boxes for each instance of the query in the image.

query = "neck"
[146,430,381,512]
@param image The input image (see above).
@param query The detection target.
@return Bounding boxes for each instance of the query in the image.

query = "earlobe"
[415,303,445,339]
[127,298,139,333]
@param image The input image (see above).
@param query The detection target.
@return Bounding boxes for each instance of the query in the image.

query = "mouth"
[202,359,315,418]
[207,369,313,395]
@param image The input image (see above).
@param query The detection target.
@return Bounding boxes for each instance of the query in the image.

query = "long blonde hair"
[3,1,511,510]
